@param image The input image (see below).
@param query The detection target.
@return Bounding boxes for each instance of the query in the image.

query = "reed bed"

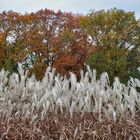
[0,66,140,139]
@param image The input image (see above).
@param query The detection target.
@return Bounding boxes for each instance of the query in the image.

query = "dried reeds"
[0,66,140,139]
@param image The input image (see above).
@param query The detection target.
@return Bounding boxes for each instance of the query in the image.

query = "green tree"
[80,8,140,83]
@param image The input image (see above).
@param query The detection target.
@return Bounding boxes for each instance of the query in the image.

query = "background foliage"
[0,8,140,83]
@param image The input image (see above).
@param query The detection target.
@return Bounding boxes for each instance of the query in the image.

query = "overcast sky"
[1,0,140,18]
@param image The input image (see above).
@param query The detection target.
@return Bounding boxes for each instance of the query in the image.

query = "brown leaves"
[1,8,139,81]
[0,9,90,78]
[0,113,140,140]
[53,46,87,80]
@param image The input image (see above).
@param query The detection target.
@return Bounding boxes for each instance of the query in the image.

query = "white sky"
[0,0,140,18]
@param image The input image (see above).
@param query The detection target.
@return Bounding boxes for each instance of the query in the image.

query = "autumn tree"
[13,9,87,80]
[52,13,88,78]
[0,8,140,82]
[0,9,88,80]
[80,8,140,83]
[0,11,28,74]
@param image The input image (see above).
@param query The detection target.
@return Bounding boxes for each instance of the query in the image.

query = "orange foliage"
[53,46,87,79]
[0,9,89,79]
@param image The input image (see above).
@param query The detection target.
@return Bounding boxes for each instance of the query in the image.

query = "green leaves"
[82,8,140,83]
[0,9,140,82]
[86,48,128,83]
[80,8,140,49]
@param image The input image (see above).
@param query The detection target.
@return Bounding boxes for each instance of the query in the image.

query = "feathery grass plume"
[0,66,140,139]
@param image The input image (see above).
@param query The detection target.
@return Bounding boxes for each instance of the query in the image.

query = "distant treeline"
[0,8,140,83]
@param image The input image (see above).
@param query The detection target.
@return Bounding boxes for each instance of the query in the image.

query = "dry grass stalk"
[0,66,140,139]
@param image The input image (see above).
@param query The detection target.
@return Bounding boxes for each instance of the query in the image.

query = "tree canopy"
[80,8,140,83]
[0,8,140,82]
